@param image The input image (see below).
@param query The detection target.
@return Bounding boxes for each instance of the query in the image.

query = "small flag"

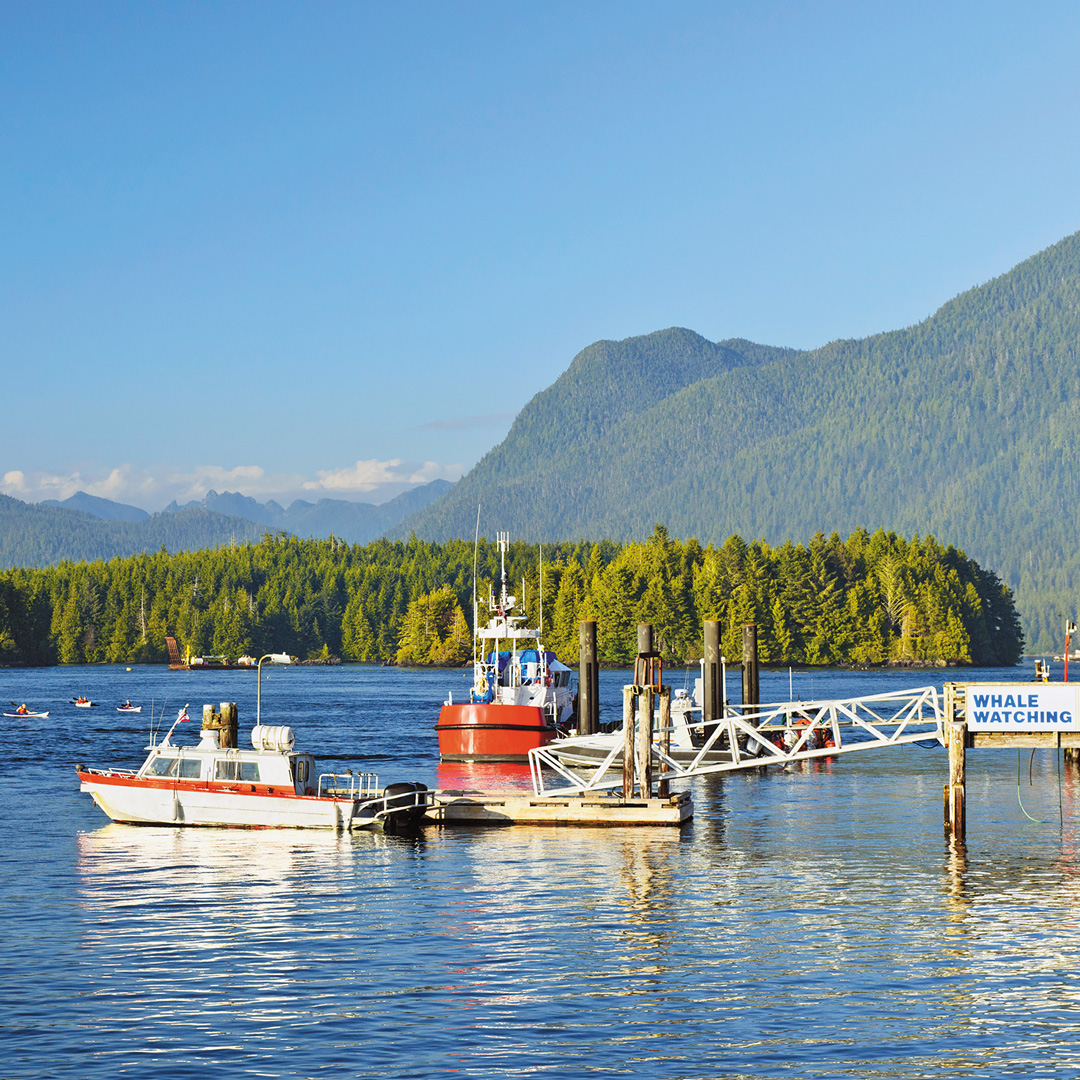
[177,705,191,723]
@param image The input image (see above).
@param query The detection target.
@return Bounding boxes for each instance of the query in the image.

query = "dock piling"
[202,701,238,748]
[742,624,759,710]
[578,619,599,735]
[657,685,672,797]
[947,720,967,838]
[703,620,721,725]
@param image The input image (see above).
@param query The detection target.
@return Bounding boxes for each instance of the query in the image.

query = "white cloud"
[3,458,463,510]
[1,470,27,494]
[303,458,464,493]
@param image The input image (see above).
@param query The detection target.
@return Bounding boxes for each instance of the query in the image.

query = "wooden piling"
[635,685,654,797]
[622,686,635,796]
[742,624,759,710]
[578,619,599,735]
[657,685,671,798]
[201,701,239,749]
[703,620,721,724]
[947,721,966,838]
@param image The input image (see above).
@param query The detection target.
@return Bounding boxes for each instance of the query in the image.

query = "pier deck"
[428,789,692,827]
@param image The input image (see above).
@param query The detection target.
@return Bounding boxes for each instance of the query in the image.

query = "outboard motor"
[381,782,429,834]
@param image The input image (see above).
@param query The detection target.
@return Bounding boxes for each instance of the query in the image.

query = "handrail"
[529,686,943,797]
[318,771,380,798]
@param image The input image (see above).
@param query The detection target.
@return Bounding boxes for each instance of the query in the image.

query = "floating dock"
[428,789,692,827]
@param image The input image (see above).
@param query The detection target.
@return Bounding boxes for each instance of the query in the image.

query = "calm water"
[4,662,1080,1078]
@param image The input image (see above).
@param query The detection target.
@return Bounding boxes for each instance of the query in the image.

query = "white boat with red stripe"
[76,654,430,832]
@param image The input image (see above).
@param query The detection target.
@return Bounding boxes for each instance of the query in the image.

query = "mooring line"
[1016,749,1050,824]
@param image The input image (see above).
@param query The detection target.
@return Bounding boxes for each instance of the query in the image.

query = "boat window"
[215,760,260,782]
[147,756,179,777]
[178,759,202,780]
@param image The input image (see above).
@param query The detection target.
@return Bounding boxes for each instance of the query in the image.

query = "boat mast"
[472,503,481,672]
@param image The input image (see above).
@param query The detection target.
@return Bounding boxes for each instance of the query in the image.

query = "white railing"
[528,686,943,796]
[318,772,380,798]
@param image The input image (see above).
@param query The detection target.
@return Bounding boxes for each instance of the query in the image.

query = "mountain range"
[397,231,1080,653]
[11,231,1080,651]
[2,480,451,568]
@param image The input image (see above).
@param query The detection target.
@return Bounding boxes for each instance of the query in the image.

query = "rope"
[1016,749,1050,824]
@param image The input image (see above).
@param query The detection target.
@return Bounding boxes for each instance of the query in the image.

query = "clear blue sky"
[4,1,1079,510]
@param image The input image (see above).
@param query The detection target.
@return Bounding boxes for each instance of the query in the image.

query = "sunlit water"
[4,662,1080,1078]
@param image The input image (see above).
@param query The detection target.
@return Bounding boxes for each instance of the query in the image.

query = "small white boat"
[117,705,143,713]
[77,707,430,832]
[73,700,97,708]
[3,710,49,719]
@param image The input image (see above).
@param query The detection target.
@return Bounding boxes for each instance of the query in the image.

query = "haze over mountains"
[8,232,1080,651]
[2,481,451,568]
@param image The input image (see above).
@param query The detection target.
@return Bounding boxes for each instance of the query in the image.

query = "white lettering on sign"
[966,685,1080,730]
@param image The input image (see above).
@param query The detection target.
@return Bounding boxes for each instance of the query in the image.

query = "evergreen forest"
[0,528,1023,670]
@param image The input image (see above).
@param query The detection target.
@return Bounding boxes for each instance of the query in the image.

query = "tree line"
[0,526,1023,668]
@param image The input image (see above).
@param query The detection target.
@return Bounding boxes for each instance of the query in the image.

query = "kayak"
[117,705,142,713]
[3,711,49,719]
[73,701,98,708]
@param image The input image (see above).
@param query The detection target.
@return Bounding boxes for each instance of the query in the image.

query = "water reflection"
[944,834,970,925]
[14,666,1080,1078]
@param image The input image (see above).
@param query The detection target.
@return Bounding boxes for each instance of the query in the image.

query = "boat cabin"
[138,725,319,795]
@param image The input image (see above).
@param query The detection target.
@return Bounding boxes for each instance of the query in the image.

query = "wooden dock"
[427,789,693,827]
[944,680,1080,837]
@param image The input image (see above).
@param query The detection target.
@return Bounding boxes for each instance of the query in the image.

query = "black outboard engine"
[381,782,429,833]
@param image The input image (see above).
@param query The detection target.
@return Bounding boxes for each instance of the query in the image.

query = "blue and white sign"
[966,684,1080,731]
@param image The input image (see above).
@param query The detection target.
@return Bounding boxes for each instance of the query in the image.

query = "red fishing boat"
[435,533,575,762]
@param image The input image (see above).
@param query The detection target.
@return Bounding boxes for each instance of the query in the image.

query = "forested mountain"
[41,492,150,522]
[400,232,1080,652]
[0,495,264,568]
[0,480,454,569]
[0,528,1021,668]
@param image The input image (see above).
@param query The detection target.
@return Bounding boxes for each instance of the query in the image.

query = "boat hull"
[436,703,556,762]
[78,771,368,830]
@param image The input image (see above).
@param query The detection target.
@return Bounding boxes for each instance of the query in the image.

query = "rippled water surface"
[5,663,1080,1078]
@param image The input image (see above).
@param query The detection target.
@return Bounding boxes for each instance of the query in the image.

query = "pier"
[427,789,692,827]
[531,683,945,795]
[943,680,1080,838]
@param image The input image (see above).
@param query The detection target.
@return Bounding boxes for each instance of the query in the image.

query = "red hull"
[436,703,556,762]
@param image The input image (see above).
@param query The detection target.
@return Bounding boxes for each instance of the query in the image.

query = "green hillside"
[400,232,1080,653]
[0,495,265,567]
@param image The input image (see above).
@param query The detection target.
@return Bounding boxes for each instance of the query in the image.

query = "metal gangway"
[528,685,943,797]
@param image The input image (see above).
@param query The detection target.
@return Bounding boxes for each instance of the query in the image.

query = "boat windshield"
[146,756,201,779]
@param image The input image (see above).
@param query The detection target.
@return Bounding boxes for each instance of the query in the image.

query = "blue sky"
[4,2,1080,510]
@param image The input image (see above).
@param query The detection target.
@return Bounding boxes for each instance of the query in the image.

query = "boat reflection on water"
[435,760,536,792]
[76,822,366,903]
